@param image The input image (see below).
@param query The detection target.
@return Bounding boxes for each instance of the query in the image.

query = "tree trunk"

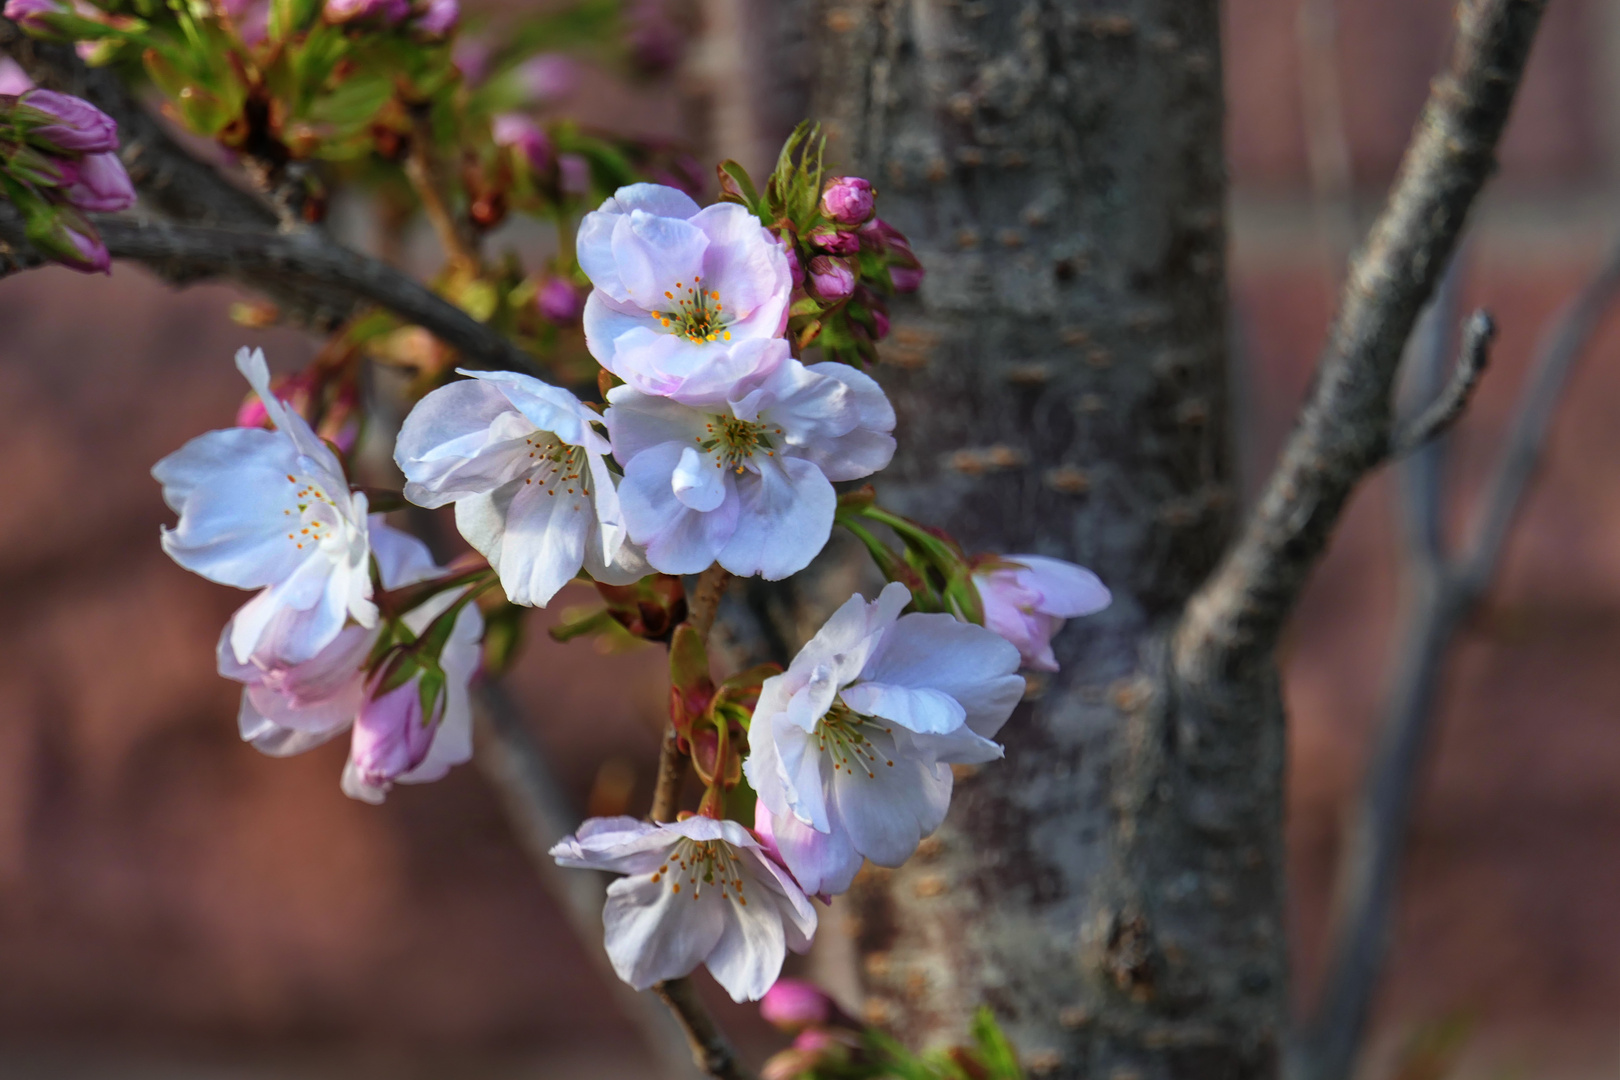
[809,3,1288,1077]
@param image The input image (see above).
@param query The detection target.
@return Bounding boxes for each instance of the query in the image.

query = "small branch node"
[1390,309,1496,457]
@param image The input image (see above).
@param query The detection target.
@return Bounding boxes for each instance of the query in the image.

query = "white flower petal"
[619,440,739,574]
[613,210,709,309]
[829,731,952,867]
[605,388,708,464]
[838,681,966,735]
[706,871,789,1002]
[672,445,727,511]
[863,612,1023,737]
[1009,555,1112,616]
[603,872,727,990]
[766,804,862,898]
[717,457,835,580]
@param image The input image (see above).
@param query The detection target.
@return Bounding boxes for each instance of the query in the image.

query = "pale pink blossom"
[744,583,1024,896]
[154,348,374,666]
[394,369,645,606]
[579,183,793,405]
[605,353,894,579]
[220,520,482,803]
[551,815,816,1002]
[974,555,1111,671]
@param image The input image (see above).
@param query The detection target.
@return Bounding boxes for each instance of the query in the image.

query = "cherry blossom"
[221,519,483,803]
[605,352,894,578]
[394,369,645,607]
[154,348,374,666]
[550,815,816,1002]
[579,183,792,405]
[743,583,1024,896]
[974,555,1111,671]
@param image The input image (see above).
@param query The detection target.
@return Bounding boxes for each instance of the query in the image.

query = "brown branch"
[0,206,540,373]
[1389,309,1495,457]
[654,978,753,1080]
[471,683,702,1080]
[1295,236,1620,1080]
[1174,0,1548,684]
[645,564,749,1080]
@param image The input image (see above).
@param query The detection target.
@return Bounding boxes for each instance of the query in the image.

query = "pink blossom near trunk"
[972,555,1111,672]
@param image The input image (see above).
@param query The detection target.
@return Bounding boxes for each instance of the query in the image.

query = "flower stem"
[648,565,730,823]
[404,108,479,273]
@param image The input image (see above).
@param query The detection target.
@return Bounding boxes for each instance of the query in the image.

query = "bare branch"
[1458,241,1620,593]
[1389,309,1495,458]
[0,206,540,373]
[1296,235,1620,1080]
[471,683,700,1079]
[654,978,754,1080]
[1174,0,1548,684]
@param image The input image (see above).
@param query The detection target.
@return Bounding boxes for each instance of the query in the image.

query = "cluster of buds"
[716,123,923,365]
[0,88,135,272]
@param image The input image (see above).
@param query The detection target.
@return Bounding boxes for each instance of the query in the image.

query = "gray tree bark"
[807,3,1284,1077]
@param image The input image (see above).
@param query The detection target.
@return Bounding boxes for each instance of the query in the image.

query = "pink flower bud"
[324,0,408,25]
[624,0,681,72]
[452,36,492,84]
[3,0,65,34]
[558,152,590,196]
[806,255,856,302]
[870,304,890,340]
[491,113,552,173]
[973,555,1111,672]
[820,175,873,226]
[350,666,444,790]
[0,57,34,95]
[20,89,119,154]
[516,53,577,102]
[59,224,110,273]
[57,151,136,212]
[760,979,834,1032]
[806,222,860,255]
[536,276,584,325]
[412,0,456,36]
[891,265,923,293]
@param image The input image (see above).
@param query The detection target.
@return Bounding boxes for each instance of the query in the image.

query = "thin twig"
[404,107,480,272]
[1174,0,1549,685]
[1295,236,1620,1080]
[645,563,750,1080]
[1389,309,1496,458]
[0,206,539,373]
[471,683,702,1080]
[654,978,753,1080]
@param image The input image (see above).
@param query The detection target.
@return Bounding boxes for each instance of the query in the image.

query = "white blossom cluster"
[152,183,1109,1003]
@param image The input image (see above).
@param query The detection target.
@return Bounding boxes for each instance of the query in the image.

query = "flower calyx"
[835,487,985,624]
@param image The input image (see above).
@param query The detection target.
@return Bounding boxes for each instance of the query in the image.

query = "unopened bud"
[412,0,457,36]
[19,89,119,154]
[492,113,552,174]
[0,57,33,95]
[2,0,68,36]
[56,223,109,273]
[57,151,136,212]
[760,979,835,1032]
[807,255,856,303]
[344,659,446,802]
[536,276,584,325]
[820,175,874,226]
[779,239,804,288]
[806,222,860,255]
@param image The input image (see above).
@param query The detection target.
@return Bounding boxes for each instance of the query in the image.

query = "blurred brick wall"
[0,2,1617,1077]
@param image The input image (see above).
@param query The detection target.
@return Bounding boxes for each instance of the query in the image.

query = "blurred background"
[1,0,1618,1076]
